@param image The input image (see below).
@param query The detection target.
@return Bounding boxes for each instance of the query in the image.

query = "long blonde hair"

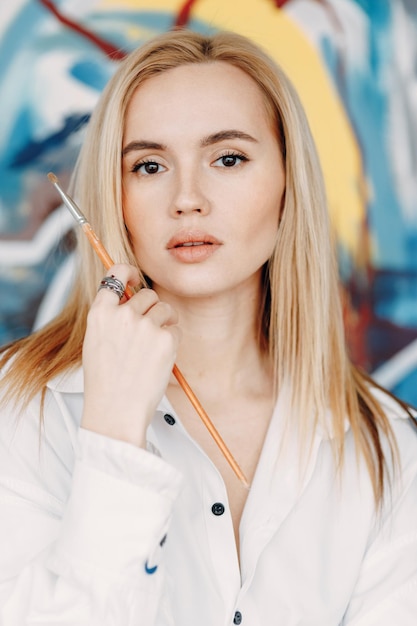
[0,29,402,502]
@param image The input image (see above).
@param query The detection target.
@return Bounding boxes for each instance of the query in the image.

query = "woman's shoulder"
[370,385,416,421]
[371,385,417,439]
[369,386,417,482]
[0,360,83,431]
[0,362,83,501]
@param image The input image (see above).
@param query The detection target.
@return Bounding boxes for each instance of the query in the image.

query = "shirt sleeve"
[343,417,417,625]
[0,397,183,626]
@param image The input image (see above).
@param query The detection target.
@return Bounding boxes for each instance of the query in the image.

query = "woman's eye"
[132,160,165,175]
[214,153,248,168]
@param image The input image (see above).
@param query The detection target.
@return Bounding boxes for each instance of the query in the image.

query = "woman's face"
[122,61,285,300]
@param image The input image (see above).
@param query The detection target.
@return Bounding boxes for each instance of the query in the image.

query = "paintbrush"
[47,172,249,488]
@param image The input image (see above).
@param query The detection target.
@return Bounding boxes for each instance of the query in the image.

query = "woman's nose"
[171,170,210,217]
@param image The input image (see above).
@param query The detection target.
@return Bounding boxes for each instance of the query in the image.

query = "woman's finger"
[146,301,179,328]
[94,263,141,305]
[128,288,160,314]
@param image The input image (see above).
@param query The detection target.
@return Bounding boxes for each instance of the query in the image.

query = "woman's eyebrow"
[122,140,167,156]
[200,130,258,146]
[122,130,257,156]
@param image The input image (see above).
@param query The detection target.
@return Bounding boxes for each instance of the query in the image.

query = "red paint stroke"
[174,0,200,28]
[174,0,293,29]
[38,0,126,60]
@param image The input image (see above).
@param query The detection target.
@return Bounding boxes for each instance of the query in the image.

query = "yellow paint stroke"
[100,0,366,260]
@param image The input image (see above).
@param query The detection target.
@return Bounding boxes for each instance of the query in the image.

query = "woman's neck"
[155,281,271,398]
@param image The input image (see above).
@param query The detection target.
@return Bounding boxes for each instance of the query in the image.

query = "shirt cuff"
[77,427,182,498]
[49,428,183,581]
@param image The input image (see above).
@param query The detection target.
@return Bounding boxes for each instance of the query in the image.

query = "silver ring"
[98,275,125,300]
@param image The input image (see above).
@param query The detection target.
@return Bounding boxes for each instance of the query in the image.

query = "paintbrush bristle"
[47,172,58,184]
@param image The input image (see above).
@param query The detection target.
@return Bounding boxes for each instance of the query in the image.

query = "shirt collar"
[45,367,349,439]
[46,366,84,393]
[45,368,411,428]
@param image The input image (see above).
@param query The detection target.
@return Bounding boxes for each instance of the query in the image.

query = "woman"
[0,29,416,625]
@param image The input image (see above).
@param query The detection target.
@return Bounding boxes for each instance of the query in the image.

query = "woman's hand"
[81,264,180,448]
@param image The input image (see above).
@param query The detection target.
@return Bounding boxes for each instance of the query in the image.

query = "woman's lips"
[167,231,222,263]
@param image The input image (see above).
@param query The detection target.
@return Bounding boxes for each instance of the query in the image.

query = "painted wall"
[0,0,416,404]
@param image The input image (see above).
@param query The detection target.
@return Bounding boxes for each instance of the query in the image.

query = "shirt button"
[233,611,242,624]
[211,502,225,516]
[164,413,176,425]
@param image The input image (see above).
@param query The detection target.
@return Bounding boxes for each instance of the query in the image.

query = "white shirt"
[0,366,416,625]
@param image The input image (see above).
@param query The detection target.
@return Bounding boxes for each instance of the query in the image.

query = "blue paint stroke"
[10,113,90,167]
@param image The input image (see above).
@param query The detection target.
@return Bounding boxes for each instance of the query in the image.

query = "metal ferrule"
[53,183,87,225]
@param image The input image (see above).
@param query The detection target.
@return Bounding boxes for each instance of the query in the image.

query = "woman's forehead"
[124,62,275,140]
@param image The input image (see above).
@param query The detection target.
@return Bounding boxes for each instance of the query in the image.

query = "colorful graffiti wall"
[0,0,416,404]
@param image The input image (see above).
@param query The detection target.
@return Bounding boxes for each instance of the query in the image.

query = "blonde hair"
[0,29,401,502]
